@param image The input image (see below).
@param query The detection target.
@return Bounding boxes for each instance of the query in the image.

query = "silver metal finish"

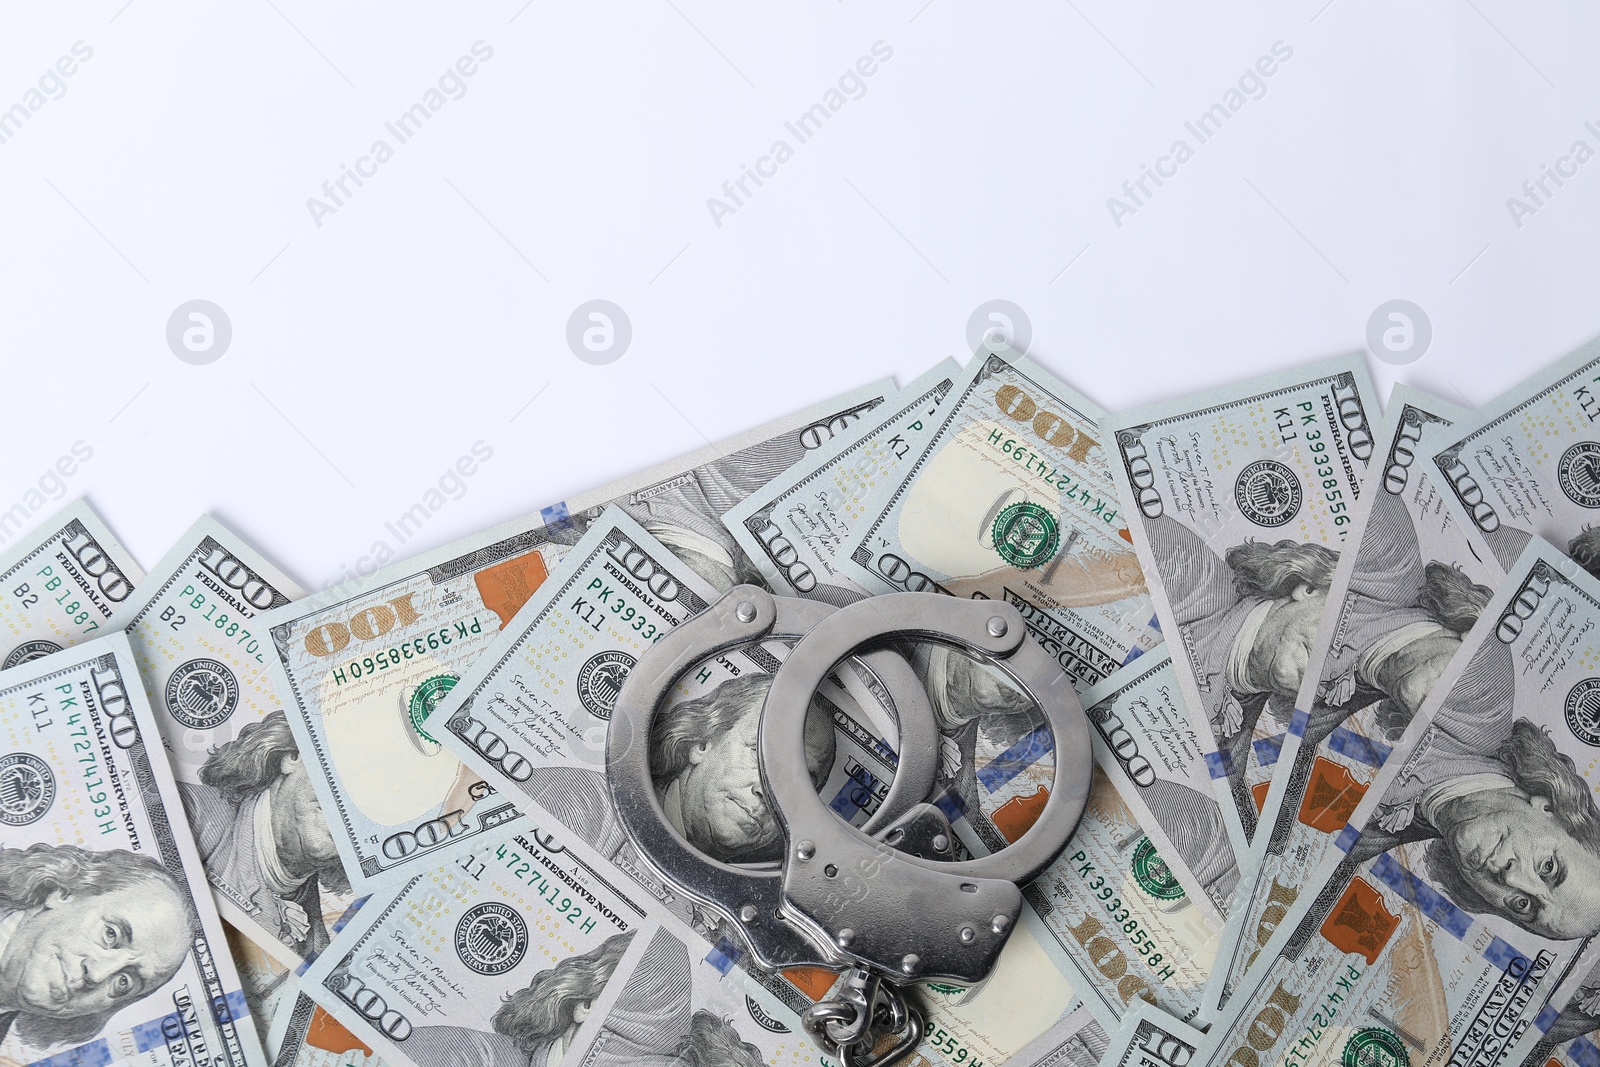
[609,585,1094,1067]
[606,586,939,971]
[759,593,1093,986]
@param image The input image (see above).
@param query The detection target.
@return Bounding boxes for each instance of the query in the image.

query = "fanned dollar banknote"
[1431,333,1600,579]
[0,498,141,671]
[1080,651,1240,927]
[422,507,1096,1062]
[226,924,293,1051]
[268,987,386,1067]
[567,924,827,1067]
[113,516,361,966]
[301,828,683,1067]
[1005,1005,1111,1067]
[1210,387,1504,1017]
[954,649,1224,1029]
[1104,355,1379,854]
[840,343,1160,690]
[260,383,889,893]
[723,358,961,605]
[1198,538,1600,1067]
[0,633,265,1067]
[1100,1000,1205,1067]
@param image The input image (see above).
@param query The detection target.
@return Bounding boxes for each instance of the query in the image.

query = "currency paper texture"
[261,383,889,893]
[226,925,293,1051]
[954,649,1224,1029]
[1199,539,1600,1067]
[424,506,1114,1061]
[114,516,361,967]
[268,989,386,1067]
[0,633,265,1067]
[1431,334,1600,579]
[1080,650,1240,925]
[1104,355,1379,855]
[0,498,142,671]
[426,508,924,1004]
[302,829,660,1067]
[723,359,960,605]
[1006,1005,1112,1067]
[840,344,1160,691]
[1101,1000,1204,1067]
[1210,387,1503,1017]
[567,925,827,1067]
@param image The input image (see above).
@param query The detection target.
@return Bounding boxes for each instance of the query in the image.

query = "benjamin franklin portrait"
[0,843,195,1049]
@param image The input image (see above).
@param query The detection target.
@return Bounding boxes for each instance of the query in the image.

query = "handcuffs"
[607,587,1093,1067]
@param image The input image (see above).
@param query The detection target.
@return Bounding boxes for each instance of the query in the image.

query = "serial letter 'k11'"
[607,586,1093,1067]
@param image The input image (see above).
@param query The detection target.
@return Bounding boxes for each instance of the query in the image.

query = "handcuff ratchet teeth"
[607,585,1093,1067]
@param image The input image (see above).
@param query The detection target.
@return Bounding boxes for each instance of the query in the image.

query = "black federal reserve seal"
[2,640,62,671]
[1234,460,1302,528]
[577,651,635,721]
[455,902,529,975]
[1566,678,1600,747]
[0,752,56,826]
[1558,442,1600,508]
[745,995,792,1034]
[165,659,240,730]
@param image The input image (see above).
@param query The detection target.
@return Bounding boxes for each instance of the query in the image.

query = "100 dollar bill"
[114,516,362,966]
[1211,387,1503,1017]
[0,633,265,1067]
[260,384,889,892]
[423,507,1104,1064]
[724,358,960,605]
[1199,538,1600,1067]
[302,827,661,1067]
[1104,355,1379,855]
[841,344,1159,690]
[1431,333,1600,578]
[0,498,141,670]
[426,509,916,1002]
[957,649,1228,1029]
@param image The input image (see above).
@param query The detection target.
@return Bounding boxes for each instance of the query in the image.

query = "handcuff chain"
[801,969,926,1067]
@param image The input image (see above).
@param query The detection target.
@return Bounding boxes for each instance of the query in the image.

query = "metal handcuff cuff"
[606,586,1093,1067]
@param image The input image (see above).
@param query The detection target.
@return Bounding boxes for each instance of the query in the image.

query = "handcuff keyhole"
[959,882,978,894]
[824,863,838,878]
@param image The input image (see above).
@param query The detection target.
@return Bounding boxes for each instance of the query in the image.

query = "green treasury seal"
[407,674,459,745]
[1132,836,1184,900]
[992,501,1060,568]
[1342,1028,1408,1067]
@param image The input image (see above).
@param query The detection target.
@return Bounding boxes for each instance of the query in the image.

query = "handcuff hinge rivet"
[837,928,854,948]
[900,953,920,974]
[959,925,976,943]
[735,601,757,623]
[796,840,816,861]
[739,905,758,923]
[932,833,949,853]
[992,914,1010,934]
[986,616,1008,638]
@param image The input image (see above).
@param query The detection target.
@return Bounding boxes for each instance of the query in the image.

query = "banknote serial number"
[152,587,268,661]
[984,429,1120,526]
[1068,850,1179,985]
[13,561,104,634]
[923,1023,989,1067]
[328,619,486,686]
[569,574,668,642]
[492,841,602,935]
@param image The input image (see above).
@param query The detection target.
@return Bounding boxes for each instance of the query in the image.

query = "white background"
[2,0,1597,587]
